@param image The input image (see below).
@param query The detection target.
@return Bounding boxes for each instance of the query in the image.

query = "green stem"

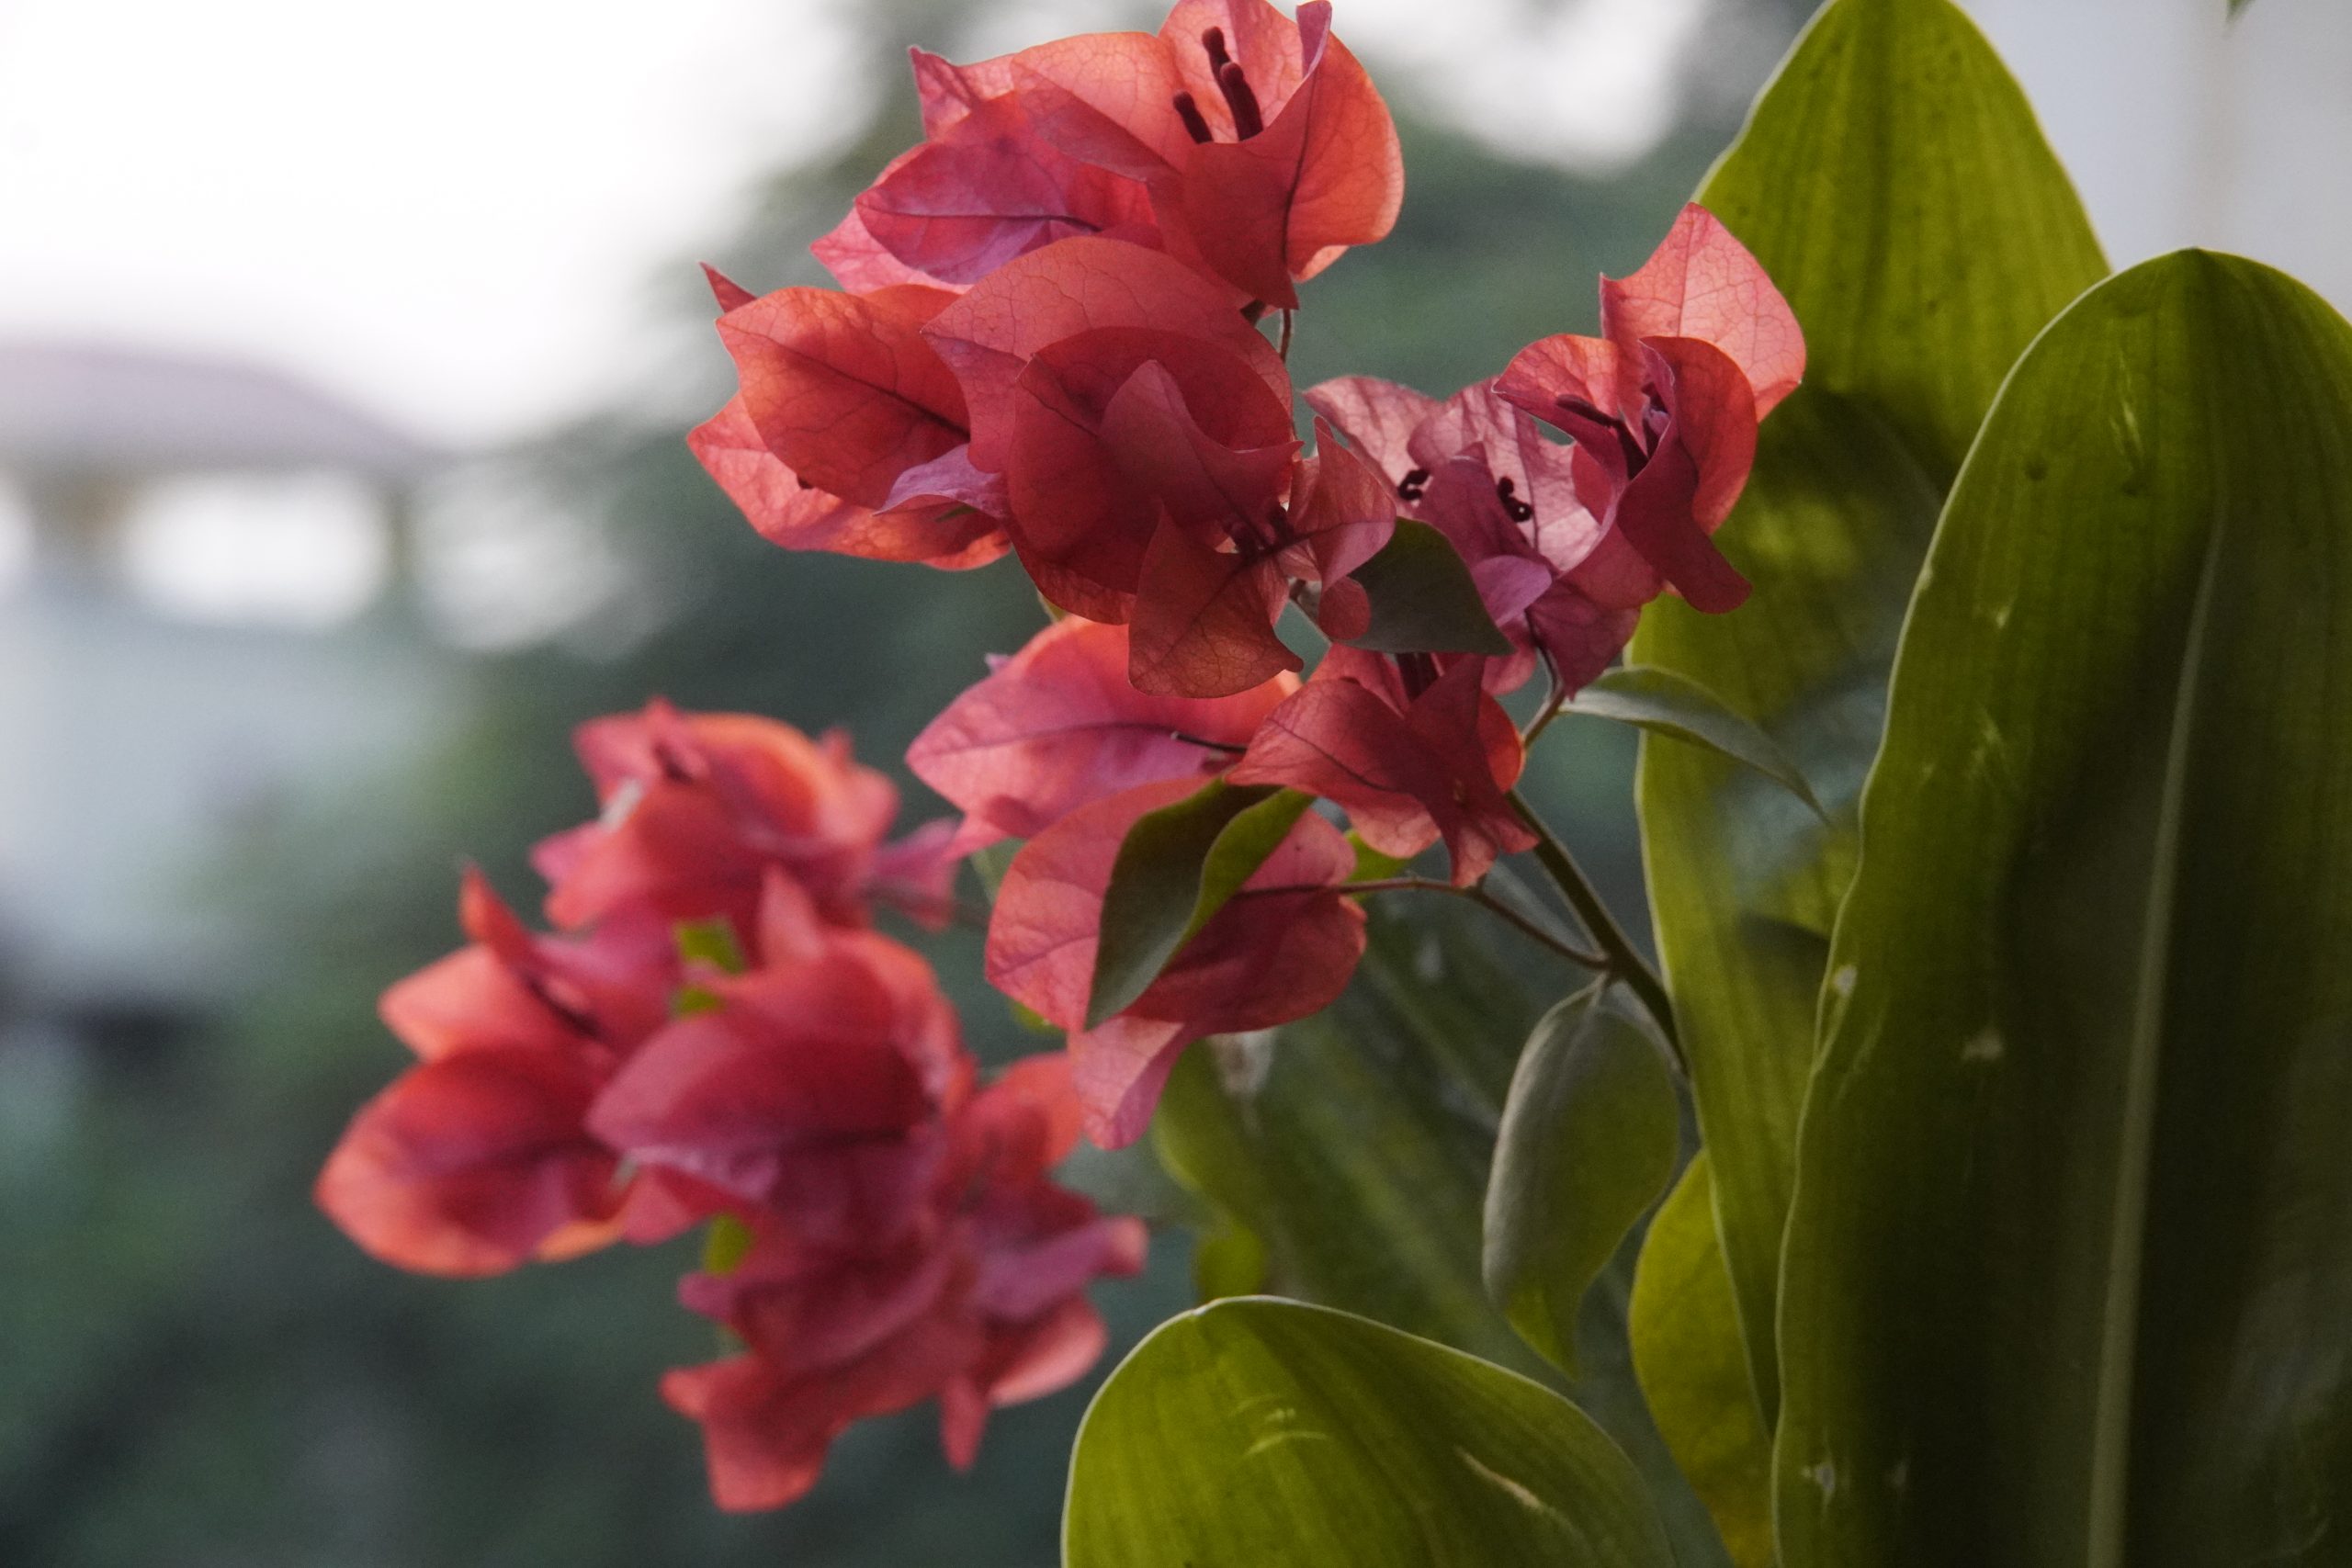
[1505,790,1683,1065]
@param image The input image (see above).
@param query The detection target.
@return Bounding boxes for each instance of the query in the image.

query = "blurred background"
[0,0,2341,1561]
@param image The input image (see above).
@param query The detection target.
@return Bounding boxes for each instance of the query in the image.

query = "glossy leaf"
[1566,665,1826,818]
[1481,984,1679,1377]
[1065,1297,1677,1568]
[1347,518,1514,655]
[1087,782,1313,1025]
[1149,900,1735,1566]
[1628,0,2106,1416]
[1631,1156,1772,1568]
[1778,254,2352,1566]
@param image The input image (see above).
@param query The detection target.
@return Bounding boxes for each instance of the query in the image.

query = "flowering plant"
[322,0,2352,1562]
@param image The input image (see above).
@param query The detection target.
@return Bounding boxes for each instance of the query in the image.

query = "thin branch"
[1520,648,1572,748]
[1504,789,1684,1065]
[1344,875,1607,969]
[1277,309,1295,361]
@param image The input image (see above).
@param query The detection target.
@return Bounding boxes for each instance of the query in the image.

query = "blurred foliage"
[0,2,1802,1562]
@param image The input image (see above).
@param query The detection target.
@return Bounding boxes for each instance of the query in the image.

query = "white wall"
[1962,0,2352,310]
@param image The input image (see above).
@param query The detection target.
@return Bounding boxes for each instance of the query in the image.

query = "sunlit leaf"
[1779,253,2352,1567]
[1631,1156,1772,1568]
[1631,0,2106,1416]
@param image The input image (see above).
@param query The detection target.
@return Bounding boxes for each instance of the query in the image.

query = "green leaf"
[1151,901,1737,1566]
[1088,782,1313,1027]
[673,918,746,974]
[1150,906,1538,1368]
[1631,0,2106,1418]
[2228,0,2253,15]
[1065,1298,1678,1568]
[1567,665,1827,818]
[1346,518,1513,655]
[1631,1155,1773,1568]
[699,1213,754,1276]
[1482,984,1680,1377]
[1778,253,2352,1566]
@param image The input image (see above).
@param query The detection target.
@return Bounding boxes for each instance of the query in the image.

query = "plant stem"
[1520,650,1571,748]
[1504,790,1683,1063]
[1277,309,1295,360]
[1344,876,1605,969]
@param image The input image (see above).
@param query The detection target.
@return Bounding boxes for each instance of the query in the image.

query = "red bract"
[662,1055,1144,1511]
[1496,204,1804,615]
[986,777,1366,1145]
[588,926,969,1243]
[532,699,939,935]
[907,616,1295,852]
[1157,0,1402,308]
[831,2,1399,310]
[1229,647,1534,886]
[1308,375,1638,694]
[695,276,1010,570]
[315,872,678,1277]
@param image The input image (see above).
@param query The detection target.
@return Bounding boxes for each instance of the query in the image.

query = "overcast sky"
[0,0,2342,453]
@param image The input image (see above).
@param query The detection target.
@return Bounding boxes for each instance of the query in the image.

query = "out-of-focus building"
[0,341,461,1052]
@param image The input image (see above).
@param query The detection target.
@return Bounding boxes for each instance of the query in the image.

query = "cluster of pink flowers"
[695,0,1800,1146]
[316,702,1145,1510]
[322,0,1803,1518]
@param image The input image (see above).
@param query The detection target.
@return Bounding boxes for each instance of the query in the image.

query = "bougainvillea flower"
[695,279,1011,570]
[378,867,676,1063]
[853,92,1163,287]
[316,1044,628,1278]
[532,699,936,935]
[318,873,679,1276]
[1228,647,1534,885]
[662,1054,1142,1509]
[921,237,1296,649]
[1154,0,1403,308]
[987,777,1365,1144]
[1496,204,1804,615]
[1308,374,1644,694]
[833,2,1398,310]
[907,616,1295,852]
[588,930,969,1242]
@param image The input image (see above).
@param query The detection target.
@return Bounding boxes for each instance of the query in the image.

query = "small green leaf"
[1631,1155,1772,1568]
[1065,1298,1678,1568]
[2228,0,2253,16]
[700,1213,754,1276]
[1482,985,1681,1377]
[1088,782,1314,1026]
[1568,666,1827,818]
[673,918,746,974]
[670,985,724,1018]
[1346,830,1411,883]
[967,839,1020,902]
[1346,519,1512,655]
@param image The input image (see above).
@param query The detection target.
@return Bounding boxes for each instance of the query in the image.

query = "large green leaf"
[1777,253,2352,1566]
[1065,1298,1677,1568]
[1482,983,1680,1377]
[1632,1155,1773,1568]
[1628,0,2106,1417]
